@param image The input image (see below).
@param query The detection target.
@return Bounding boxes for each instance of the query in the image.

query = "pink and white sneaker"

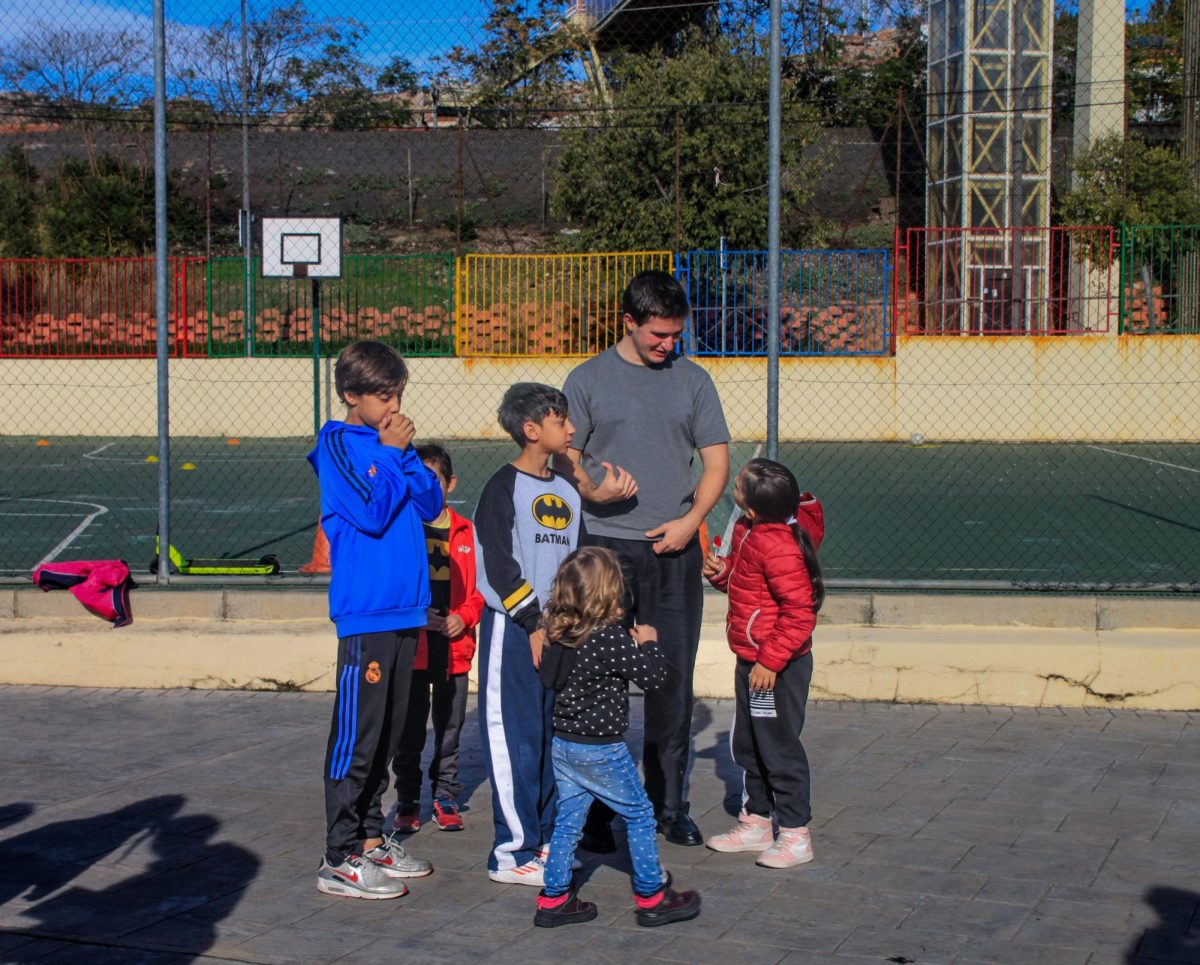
[706,811,773,853]
[756,827,813,868]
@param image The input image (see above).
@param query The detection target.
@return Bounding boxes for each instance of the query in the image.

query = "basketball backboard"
[261,218,343,278]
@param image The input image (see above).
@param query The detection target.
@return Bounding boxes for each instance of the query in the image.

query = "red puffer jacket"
[707,493,825,672]
[414,508,485,677]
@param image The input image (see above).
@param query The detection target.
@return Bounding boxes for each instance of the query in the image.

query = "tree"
[438,0,579,128]
[175,1,414,127]
[0,147,40,257]
[552,31,825,251]
[0,24,150,110]
[1054,0,1185,130]
[39,154,202,256]
[1060,133,1200,228]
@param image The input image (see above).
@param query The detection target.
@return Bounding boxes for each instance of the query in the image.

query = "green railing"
[1120,224,1200,334]
[204,254,455,356]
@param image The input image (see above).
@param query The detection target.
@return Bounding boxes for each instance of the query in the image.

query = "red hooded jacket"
[414,508,485,677]
[706,493,825,672]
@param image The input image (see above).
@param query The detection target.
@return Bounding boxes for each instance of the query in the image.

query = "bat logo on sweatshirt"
[532,493,573,531]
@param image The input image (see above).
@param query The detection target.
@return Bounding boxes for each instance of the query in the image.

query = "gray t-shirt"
[563,347,730,541]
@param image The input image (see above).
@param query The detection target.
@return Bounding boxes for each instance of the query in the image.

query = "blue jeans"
[544,737,664,898]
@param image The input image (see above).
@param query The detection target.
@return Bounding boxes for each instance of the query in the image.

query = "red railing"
[0,257,206,358]
[895,227,1117,335]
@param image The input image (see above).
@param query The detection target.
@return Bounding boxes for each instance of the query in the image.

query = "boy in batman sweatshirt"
[473,383,583,886]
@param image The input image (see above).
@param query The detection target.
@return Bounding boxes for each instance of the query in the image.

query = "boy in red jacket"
[388,443,485,833]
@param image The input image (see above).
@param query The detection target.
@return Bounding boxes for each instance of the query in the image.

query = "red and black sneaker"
[534,888,598,928]
[385,801,421,835]
[634,871,701,927]
[432,797,464,831]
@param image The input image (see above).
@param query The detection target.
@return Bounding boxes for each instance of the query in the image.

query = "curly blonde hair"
[542,546,626,649]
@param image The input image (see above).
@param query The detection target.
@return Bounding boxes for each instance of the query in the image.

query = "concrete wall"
[3,588,1198,709]
[2,334,1198,440]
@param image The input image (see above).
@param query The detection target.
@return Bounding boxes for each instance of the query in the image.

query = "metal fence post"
[765,0,782,460]
[153,0,170,585]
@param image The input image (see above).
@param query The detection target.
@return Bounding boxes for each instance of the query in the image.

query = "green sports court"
[3,436,1197,588]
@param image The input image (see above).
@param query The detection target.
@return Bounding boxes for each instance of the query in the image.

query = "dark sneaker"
[433,797,464,831]
[385,801,421,835]
[316,854,409,899]
[635,882,701,927]
[534,889,599,928]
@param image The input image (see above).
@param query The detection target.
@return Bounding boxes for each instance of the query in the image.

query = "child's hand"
[594,462,638,502]
[630,623,657,646]
[529,628,546,668]
[443,612,466,638]
[702,552,723,578]
[378,412,415,450]
[748,663,777,692]
[425,607,446,632]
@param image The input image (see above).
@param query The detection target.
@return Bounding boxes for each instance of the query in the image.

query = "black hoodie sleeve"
[538,641,577,690]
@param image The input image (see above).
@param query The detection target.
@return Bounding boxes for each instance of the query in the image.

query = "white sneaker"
[756,827,814,868]
[534,843,583,871]
[488,858,545,886]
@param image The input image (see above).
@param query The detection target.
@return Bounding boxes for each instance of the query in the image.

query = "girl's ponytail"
[791,522,825,613]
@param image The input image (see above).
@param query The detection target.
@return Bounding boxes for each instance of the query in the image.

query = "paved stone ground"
[0,686,1197,964]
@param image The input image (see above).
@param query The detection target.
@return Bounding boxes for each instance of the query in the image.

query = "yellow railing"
[455,251,674,356]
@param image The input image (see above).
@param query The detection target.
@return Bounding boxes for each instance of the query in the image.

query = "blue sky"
[1,0,496,72]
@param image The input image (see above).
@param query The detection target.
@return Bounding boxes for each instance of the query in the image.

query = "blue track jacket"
[308,421,442,637]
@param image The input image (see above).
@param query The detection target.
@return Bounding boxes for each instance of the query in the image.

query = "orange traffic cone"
[298,522,331,574]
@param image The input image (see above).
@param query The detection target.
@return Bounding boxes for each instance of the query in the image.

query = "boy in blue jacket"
[308,340,444,899]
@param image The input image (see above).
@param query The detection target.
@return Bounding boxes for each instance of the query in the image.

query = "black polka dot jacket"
[539,622,672,744]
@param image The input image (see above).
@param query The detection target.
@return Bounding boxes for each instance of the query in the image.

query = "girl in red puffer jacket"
[702,458,825,869]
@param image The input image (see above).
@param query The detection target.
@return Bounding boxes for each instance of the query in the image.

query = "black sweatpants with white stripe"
[324,630,416,863]
[731,651,813,829]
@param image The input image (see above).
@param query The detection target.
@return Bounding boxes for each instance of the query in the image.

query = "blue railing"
[679,248,892,356]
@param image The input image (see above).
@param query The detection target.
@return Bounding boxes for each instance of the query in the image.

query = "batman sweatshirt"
[308,421,442,637]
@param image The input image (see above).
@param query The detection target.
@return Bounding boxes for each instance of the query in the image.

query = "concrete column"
[1072,0,1126,168]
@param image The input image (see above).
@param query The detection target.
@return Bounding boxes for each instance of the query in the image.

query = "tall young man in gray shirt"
[559,270,730,847]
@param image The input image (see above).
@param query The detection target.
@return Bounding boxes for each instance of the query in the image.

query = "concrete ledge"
[3,602,1198,710]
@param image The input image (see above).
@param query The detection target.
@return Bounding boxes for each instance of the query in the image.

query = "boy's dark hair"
[416,442,453,481]
[741,458,825,612]
[498,382,569,447]
[621,270,690,326]
[334,340,408,402]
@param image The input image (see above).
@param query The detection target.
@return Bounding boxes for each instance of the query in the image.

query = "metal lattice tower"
[926,0,1054,332]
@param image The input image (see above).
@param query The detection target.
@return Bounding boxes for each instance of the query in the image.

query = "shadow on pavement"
[1,794,260,963]
[1125,886,1200,964]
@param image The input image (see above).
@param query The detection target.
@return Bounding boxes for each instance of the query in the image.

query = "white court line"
[81,449,297,465]
[19,498,111,567]
[1087,446,1200,475]
[0,512,97,517]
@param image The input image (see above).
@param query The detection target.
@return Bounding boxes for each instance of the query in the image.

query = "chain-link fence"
[2,0,1197,590]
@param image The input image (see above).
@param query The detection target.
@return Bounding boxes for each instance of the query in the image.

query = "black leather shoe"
[578,828,617,854]
[635,885,701,927]
[656,811,703,846]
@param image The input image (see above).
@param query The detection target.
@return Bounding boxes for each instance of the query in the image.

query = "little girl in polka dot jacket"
[703,458,825,869]
[532,546,702,929]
